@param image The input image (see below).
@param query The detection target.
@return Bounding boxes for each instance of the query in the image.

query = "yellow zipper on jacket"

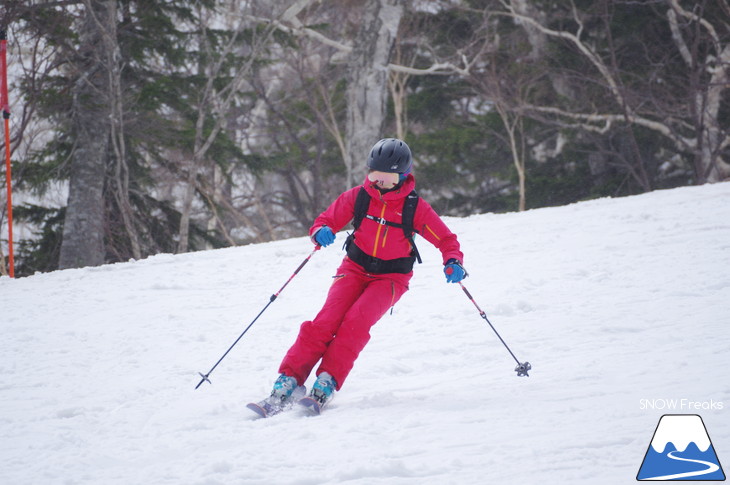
[372,203,387,257]
[424,223,441,241]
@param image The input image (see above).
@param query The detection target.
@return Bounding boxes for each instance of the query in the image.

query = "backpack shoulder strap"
[401,190,422,264]
[344,187,371,251]
[352,186,371,230]
[401,190,419,239]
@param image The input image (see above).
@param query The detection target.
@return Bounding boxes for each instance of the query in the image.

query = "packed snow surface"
[2,182,729,484]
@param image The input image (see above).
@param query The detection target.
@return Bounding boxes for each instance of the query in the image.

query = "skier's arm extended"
[414,200,464,265]
[309,187,359,243]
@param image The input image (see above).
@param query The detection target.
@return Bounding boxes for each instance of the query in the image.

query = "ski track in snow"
[1,182,729,484]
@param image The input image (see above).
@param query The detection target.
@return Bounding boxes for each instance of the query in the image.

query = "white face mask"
[368,170,400,189]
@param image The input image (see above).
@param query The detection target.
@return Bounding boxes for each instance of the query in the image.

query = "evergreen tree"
[12,0,263,274]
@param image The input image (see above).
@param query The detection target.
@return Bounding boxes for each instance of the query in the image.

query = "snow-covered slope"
[2,183,729,485]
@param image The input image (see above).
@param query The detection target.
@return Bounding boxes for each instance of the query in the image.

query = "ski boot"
[246,374,305,418]
[299,372,337,415]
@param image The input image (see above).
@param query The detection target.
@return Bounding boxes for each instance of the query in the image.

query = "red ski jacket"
[310,174,464,266]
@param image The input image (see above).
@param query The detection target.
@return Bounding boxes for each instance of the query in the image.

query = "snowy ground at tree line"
[2,182,729,485]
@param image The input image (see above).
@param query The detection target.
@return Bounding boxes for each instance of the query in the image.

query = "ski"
[246,385,306,418]
[298,392,334,415]
[298,396,324,415]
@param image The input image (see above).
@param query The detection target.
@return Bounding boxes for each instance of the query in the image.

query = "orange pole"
[1,29,14,278]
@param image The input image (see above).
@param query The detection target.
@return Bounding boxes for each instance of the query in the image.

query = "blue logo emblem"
[637,414,725,481]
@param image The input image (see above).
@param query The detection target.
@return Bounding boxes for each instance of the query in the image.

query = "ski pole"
[195,245,321,389]
[458,282,531,377]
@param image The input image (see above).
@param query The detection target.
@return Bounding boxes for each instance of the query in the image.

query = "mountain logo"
[637,414,726,481]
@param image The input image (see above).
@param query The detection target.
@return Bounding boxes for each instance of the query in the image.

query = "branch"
[521,104,697,148]
[387,57,470,77]
[498,0,625,107]
[255,14,353,54]
[257,9,476,77]
[667,8,693,66]
[667,0,721,49]
[280,0,315,27]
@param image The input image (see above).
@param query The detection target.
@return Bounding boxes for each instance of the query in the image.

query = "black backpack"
[347,187,422,264]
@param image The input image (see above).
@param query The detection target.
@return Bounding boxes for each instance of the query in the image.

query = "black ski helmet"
[367,138,412,174]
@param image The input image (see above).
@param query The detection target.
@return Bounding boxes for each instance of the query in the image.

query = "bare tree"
[666,0,730,182]
[97,0,142,260]
[267,0,477,185]
[500,0,730,184]
[176,1,280,253]
[342,0,405,185]
[387,8,436,141]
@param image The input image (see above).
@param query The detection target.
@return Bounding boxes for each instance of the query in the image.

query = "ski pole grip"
[292,245,319,274]
[460,283,474,300]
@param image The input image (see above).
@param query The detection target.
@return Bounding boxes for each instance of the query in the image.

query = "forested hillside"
[1,0,728,276]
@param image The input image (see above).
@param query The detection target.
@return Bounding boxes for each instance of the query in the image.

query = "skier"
[268,138,466,413]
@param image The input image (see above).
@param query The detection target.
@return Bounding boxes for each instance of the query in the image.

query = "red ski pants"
[279,257,410,390]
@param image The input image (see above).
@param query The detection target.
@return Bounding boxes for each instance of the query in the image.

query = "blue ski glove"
[314,226,335,247]
[444,258,467,283]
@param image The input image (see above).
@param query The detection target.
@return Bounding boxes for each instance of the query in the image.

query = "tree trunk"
[697,43,730,182]
[177,152,198,254]
[344,0,404,186]
[103,0,142,260]
[496,102,527,212]
[59,1,111,269]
